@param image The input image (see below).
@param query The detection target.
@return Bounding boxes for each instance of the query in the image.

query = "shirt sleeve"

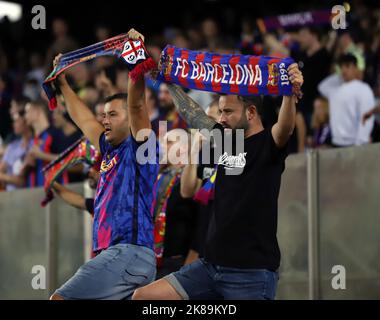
[355,86,376,145]
[318,74,342,99]
[2,145,12,165]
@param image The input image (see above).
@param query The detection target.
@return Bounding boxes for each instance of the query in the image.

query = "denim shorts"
[55,243,156,300]
[164,258,279,300]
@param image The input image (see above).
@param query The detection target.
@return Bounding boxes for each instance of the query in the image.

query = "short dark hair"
[338,53,357,67]
[12,96,30,109]
[237,95,264,118]
[104,93,128,107]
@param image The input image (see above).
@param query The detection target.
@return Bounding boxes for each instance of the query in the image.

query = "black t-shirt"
[204,125,288,270]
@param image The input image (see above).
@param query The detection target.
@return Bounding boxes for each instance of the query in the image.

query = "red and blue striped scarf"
[42,34,156,110]
[41,137,100,206]
[151,167,182,267]
[193,166,217,206]
[157,45,297,96]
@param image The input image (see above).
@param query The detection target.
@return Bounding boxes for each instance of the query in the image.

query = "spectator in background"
[45,18,78,72]
[94,101,105,124]
[318,54,375,147]
[0,74,12,141]
[153,129,199,279]
[94,24,112,42]
[6,96,30,143]
[180,99,220,261]
[145,87,160,136]
[0,110,33,190]
[10,96,29,118]
[158,83,188,132]
[24,100,67,187]
[0,136,4,168]
[201,18,221,51]
[291,27,331,132]
[66,63,91,93]
[52,106,83,182]
[22,78,41,101]
[26,52,45,85]
[310,96,331,148]
[79,86,100,109]
[186,27,205,50]
[95,65,118,98]
[335,31,366,79]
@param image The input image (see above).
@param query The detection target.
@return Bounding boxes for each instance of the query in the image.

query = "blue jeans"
[165,258,279,300]
[55,243,156,300]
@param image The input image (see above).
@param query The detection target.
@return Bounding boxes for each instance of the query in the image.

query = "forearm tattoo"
[167,84,217,131]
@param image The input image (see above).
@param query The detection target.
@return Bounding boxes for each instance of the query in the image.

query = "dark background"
[2,0,377,52]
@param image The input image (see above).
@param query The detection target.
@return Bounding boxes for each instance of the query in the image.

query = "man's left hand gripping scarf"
[42,34,156,110]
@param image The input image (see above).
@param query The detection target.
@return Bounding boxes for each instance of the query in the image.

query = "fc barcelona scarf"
[41,137,101,206]
[157,45,298,97]
[43,34,156,110]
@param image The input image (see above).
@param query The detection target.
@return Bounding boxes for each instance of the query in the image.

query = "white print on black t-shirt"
[218,152,247,170]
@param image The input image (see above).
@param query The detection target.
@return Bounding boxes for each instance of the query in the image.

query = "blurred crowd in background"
[0,0,380,192]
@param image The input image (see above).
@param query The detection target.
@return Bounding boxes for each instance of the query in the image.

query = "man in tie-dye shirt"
[50,29,159,300]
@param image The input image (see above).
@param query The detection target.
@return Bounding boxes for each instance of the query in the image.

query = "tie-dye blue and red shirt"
[93,132,159,253]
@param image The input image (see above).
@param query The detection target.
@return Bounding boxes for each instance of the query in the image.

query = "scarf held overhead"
[157,45,296,96]
[42,34,156,110]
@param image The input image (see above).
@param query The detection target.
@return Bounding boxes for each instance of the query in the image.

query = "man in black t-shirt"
[133,64,303,300]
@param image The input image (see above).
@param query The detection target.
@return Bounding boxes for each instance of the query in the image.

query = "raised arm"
[272,63,304,148]
[167,84,217,131]
[0,172,25,188]
[53,56,104,151]
[318,73,342,99]
[180,131,204,198]
[125,29,152,141]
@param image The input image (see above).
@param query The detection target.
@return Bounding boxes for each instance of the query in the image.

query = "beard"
[233,113,249,131]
